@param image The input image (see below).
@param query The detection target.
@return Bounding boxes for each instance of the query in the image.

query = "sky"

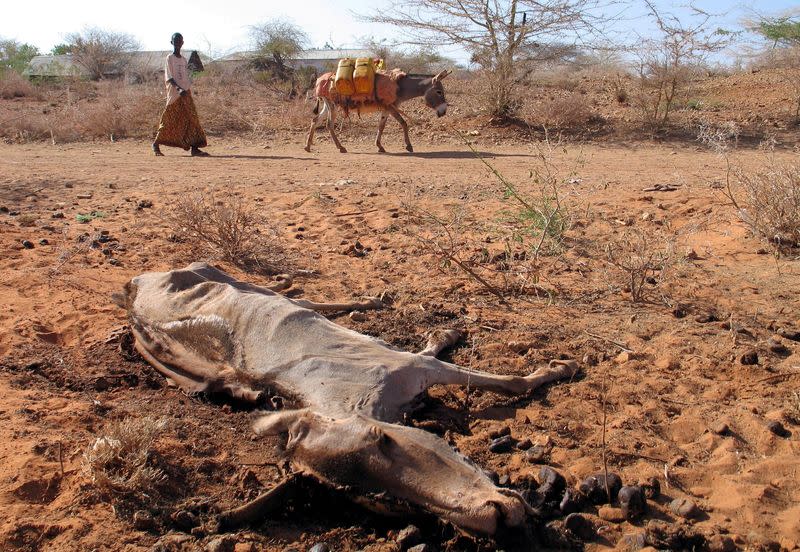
[2,0,799,63]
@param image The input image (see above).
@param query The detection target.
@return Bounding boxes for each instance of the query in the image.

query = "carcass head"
[255,409,528,535]
[424,69,451,118]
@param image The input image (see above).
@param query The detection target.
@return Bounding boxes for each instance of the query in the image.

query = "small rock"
[170,509,199,530]
[0,206,8,213]
[641,212,654,221]
[695,312,719,323]
[618,485,647,519]
[524,445,548,463]
[536,466,566,503]
[598,505,626,523]
[21,240,34,249]
[684,248,700,260]
[51,211,65,219]
[516,438,532,450]
[488,425,511,439]
[349,311,367,322]
[767,420,791,438]
[108,258,122,267]
[559,488,584,515]
[133,510,155,531]
[767,338,789,355]
[407,545,431,552]
[579,473,622,504]
[76,192,93,199]
[640,477,661,499]
[672,306,688,318]
[707,535,736,552]
[137,199,153,209]
[712,422,729,436]
[497,474,510,486]
[739,351,758,365]
[669,497,701,519]
[151,534,195,552]
[234,545,256,552]
[38,238,49,246]
[308,544,331,552]
[488,435,516,453]
[205,535,236,552]
[395,525,422,549]
[65,183,74,188]
[563,513,594,540]
[777,327,800,342]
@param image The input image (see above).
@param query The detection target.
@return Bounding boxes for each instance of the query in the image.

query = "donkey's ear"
[253,409,311,436]
[432,69,452,83]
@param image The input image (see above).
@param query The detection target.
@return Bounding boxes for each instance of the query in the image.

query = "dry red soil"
[1,110,799,551]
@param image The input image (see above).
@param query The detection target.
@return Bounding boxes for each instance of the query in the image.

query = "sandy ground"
[0,137,798,551]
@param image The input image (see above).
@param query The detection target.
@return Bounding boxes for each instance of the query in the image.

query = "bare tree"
[632,1,731,128]
[360,0,612,120]
[64,27,140,80]
[249,18,309,78]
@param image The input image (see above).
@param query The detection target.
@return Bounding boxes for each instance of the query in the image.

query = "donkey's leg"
[325,100,347,153]
[292,296,382,313]
[387,105,413,152]
[304,100,321,152]
[375,110,389,153]
[416,358,578,396]
[419,329,461,357]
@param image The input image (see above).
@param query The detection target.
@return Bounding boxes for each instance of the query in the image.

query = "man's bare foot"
[191,147,210,157]
[152,143,164,156]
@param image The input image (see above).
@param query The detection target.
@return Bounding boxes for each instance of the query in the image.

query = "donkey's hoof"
[377,147,386,153]
[304,146,311,153]
[339,147,348,153]
[406,145,414,153]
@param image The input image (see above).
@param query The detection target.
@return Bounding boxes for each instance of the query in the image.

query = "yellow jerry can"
[353,57,375,96]
[335,58,356,96]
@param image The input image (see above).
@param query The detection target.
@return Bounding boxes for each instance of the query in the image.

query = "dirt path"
[1,140,798,551]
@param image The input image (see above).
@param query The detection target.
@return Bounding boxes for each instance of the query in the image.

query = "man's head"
[171,33,184,50]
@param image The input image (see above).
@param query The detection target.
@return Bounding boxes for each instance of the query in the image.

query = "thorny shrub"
[83,416,168,500]
[403,137,578,300]
[169,191,286,273]
[699,121,800,252]
[0,70,38,99]
[604,228,676,303]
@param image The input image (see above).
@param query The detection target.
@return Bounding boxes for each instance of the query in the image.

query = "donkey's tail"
[312,98,321,116]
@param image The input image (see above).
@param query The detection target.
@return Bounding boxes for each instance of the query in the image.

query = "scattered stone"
[205,535,236,552]
[38,238,49,246]
[654,357,679,370]
[488,426,511,439]
[137,199,154,209]
[777,327,800,342]
[65,183,73,188]
[712,422,730,436]
[0,206,8,213]
[739,350,759,365]
[349,311,367,322]
[640,477,660,499]
[516,438,532,451]
[336,179,356,186]
[579,473,622,505]
[76,192,93,199]
[767,420,791,438]
[233,544,256,552]
[21,240,34,249]
[707,535,736,552]
[645,519,706,549]
[308,544,331,552]
[51,211,65,219]
[407,545,432,552]
[170,509,200,530]
[767,337,790,355]
[563,513,594,540]
[151,533,196,552]
[488,435,516,453]
[536,466,566,504]
[672,305,688,318]
[641,212,654,221]
[684,248,700,260]
[396,525,422,549]
[618,485,647,519]
[9,210,20,216]
[669,497,701,519]
[525,445,549,464]
[108,258,122,267]
[133,510,155,531]
[598,505,626,523]
[695,312,719,323]
[497,473,510,486]
[508,341,535,354]
[559,488,584,515]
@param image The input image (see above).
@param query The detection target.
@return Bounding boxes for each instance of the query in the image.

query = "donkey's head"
[423,69,451,117]
[255,409,529,535]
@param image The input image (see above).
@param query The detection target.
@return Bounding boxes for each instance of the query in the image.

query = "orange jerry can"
[353,57,375,95]
[335,58,356,96]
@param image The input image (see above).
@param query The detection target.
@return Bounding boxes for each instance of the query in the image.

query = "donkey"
[117,262,578,535]
[304,69,451,154]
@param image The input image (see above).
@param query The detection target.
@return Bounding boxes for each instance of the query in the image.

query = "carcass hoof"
[377,147,386,153]
[339,147,348,154]
[304,146,311,153]
[548,359,579,377]
[406,145,414,153]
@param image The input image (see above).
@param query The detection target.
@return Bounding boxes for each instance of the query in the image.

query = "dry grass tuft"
[82,416,168,499]
[604,229,676,303]
[0,71,38,99]
[170,192,286,273]
[736,162,800,251]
